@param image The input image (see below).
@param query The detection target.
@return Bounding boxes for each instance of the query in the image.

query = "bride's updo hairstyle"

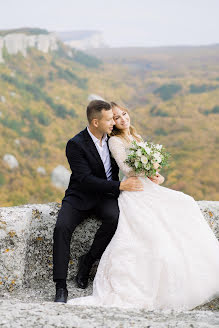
[110,102,142,143]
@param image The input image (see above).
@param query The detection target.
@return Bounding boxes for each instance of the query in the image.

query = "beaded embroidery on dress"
[68,136,219,310]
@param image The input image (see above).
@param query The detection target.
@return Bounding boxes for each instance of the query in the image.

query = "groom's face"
[94,109,115,135]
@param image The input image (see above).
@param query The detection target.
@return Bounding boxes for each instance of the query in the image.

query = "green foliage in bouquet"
[125,140,170,178]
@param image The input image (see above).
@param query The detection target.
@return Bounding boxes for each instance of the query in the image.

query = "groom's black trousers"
[53,195,119,281]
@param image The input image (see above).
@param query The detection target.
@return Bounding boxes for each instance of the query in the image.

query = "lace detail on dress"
[108,136,145,178]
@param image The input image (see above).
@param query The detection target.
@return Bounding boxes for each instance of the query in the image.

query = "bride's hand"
[153,162,161,171]
[148,172,165,185]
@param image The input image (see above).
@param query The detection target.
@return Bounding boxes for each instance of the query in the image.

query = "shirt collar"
[87,127,108,145]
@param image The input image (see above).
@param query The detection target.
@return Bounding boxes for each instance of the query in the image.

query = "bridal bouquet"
[124,140,170,177]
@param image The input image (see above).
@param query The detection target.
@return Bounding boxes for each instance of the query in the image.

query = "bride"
[68,102,219,310]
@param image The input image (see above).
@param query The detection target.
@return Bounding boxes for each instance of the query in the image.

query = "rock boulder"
[0,202,100,291]
[51,165,70,189]
[3,154,19,169]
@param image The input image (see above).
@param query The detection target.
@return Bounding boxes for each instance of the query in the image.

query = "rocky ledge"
[0,201,219,327]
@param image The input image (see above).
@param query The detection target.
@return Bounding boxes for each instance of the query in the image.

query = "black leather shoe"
[54,288,68,303]
[76,254,93,289]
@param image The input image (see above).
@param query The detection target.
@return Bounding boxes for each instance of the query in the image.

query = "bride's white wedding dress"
[68,136,219,310]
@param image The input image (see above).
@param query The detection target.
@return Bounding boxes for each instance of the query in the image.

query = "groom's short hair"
[87,100,111,123]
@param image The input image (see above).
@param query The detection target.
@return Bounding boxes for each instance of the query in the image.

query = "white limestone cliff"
[0,33,58,63]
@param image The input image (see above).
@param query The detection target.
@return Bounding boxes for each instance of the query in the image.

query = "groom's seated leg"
[90,195,119,260]
[53,201,90,286]
[76,252,96,289]
[76,196,119,289]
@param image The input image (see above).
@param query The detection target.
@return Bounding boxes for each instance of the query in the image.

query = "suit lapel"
[83,128,106,171]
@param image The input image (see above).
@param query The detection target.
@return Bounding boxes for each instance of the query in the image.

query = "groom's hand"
[120,177,144,191]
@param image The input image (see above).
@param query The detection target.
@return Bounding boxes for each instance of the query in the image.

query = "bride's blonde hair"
[110,102,142,143]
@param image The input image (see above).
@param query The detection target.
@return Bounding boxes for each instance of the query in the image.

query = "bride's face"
[112,107,130,131]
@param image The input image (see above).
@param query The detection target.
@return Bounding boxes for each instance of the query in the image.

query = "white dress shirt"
[87,127,112,180]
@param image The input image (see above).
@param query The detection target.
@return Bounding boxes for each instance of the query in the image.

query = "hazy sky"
[0,0,218,47]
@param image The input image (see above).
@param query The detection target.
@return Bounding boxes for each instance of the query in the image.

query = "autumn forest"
[0,40,219,206]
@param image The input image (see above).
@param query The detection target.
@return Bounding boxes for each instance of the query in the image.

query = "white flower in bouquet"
[154,152,162,163]
[145,163,151,170]
[155,144,163,150]
[145,147,151,155]
[141,156,148,164]
[138,141,145,148]
[136,149,142,157]
[134,160,139,168]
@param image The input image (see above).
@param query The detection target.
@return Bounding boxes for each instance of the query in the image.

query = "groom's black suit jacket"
[63,128,120,210]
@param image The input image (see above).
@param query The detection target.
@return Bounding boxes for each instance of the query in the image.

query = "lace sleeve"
[108,136,145,178]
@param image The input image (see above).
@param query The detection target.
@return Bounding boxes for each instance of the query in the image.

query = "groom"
[53,100,143,303]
